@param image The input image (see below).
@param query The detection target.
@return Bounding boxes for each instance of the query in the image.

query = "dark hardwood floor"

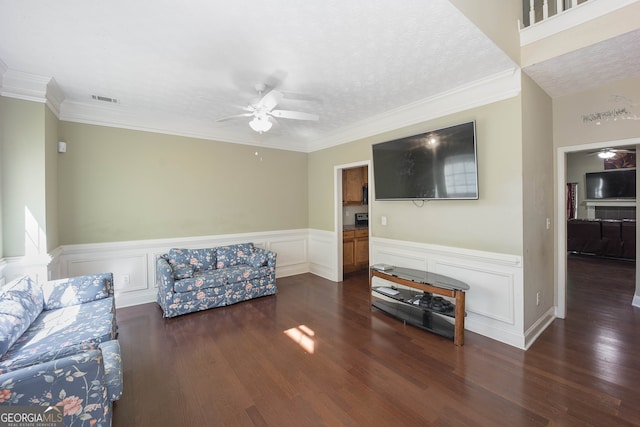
[113,257,640,426]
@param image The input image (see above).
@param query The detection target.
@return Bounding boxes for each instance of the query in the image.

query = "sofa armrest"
[99,340,123,401]
[252,247,277,268]
[156,255,175,293]
[42,273,114,311]
[0,349,112,425]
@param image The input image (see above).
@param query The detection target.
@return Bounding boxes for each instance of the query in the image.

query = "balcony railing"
[525,0,588,27]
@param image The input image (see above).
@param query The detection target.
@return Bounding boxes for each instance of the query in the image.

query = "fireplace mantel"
[585,200,636,219]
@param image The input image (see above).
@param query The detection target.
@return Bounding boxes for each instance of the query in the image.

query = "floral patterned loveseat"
[0,273,122,426]
[156,243,277,318]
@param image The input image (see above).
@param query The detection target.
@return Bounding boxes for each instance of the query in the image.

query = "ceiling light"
[249,117,272,133]
[597,150,616,159]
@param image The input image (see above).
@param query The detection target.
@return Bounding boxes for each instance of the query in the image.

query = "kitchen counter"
[344,224,369,231]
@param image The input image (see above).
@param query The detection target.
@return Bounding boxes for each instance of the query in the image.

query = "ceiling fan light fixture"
[249,116,272,133]
[597,150,616,159]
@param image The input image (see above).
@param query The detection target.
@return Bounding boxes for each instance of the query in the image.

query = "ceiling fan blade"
[256,89,284,111]
[216,113,253,122]
[588,147,636,156]
[270,110,319,121]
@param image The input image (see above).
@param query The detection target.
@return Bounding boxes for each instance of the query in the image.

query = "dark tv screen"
[585,169,636,199]
[372,121,478,200]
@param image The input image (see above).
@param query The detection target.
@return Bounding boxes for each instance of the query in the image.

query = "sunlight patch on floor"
[284,324,315,354]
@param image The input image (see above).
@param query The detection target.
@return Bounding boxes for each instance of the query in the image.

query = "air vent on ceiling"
[91,94,119,103]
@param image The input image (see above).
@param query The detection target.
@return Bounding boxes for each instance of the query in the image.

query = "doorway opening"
[335,161,371,282]
[556,138,639,318]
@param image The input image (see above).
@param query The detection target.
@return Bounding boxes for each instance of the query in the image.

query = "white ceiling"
[2,1,634,152]
[523,28,640,98]
[0,0,521,151]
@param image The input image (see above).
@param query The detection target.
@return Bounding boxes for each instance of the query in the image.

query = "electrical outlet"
[546,218,551,230]
[536,291,540,306]
[381,215,387,226]
[117,274,130,288]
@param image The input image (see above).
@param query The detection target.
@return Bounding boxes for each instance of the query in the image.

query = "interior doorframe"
[556,137,640,318]
[334,160,371,282]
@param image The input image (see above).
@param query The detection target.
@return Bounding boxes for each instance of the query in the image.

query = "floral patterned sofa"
[156,243,277,318]
[0,273,122,426]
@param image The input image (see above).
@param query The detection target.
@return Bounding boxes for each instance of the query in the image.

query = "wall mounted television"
[372,121,478,201]
[585,169,636,199]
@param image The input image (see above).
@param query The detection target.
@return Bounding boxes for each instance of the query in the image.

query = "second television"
[372,121,478,201]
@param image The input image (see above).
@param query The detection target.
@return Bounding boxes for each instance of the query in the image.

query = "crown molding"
[59,100,308,152]
[0,68,64,117]
[45,78,64,117]
[2,60,520,154]
[1,69,50,102]
[305,67,521,152]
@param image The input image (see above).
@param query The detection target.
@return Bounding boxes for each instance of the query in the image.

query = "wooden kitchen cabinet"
[343,166,367,206]
[343,228,369,273]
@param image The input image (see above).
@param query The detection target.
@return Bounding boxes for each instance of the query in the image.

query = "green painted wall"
[0,97,47,257]
[521,73,554,329]
[45,107,59,251]
[308,97,524,255]
[57,122,308,244]
[553,76,640,147]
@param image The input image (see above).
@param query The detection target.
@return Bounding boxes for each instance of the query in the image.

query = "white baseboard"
[633,294,640,308]
[523,307,556,350]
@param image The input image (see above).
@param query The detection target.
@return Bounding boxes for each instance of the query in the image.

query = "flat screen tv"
[585,169,636,199]
[372,121,478,201]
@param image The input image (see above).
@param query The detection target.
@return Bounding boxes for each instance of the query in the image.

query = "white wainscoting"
[51,229,311,308]
[308,229,338,281]
[1,254,52,285]
[2,229,537,348]
[370,237,527,349]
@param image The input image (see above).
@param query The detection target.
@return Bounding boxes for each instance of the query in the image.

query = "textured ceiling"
[523,28,640,98]
[0,0,519,151]
[4,2,637,151]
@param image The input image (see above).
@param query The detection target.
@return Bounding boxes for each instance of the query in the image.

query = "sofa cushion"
[225,265,273,284]
[0,297,116,373]
[167,248,195,279]
[191,248,216,271]
[216,243,254,268]
[42,273,113,310]
[173,265,194,280]
[0,277,43,357]
[168,248,216,275]
[174,270,227,293]
[247,251,268,268]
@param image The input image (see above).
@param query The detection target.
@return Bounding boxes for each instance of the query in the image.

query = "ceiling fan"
[588,148,635,159]
[217,83,319,133]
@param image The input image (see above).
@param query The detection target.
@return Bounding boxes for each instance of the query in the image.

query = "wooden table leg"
[368,268,373,308]
[454,291,465,346]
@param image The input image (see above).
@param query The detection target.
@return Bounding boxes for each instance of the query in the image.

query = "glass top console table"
[369,265,469,346]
